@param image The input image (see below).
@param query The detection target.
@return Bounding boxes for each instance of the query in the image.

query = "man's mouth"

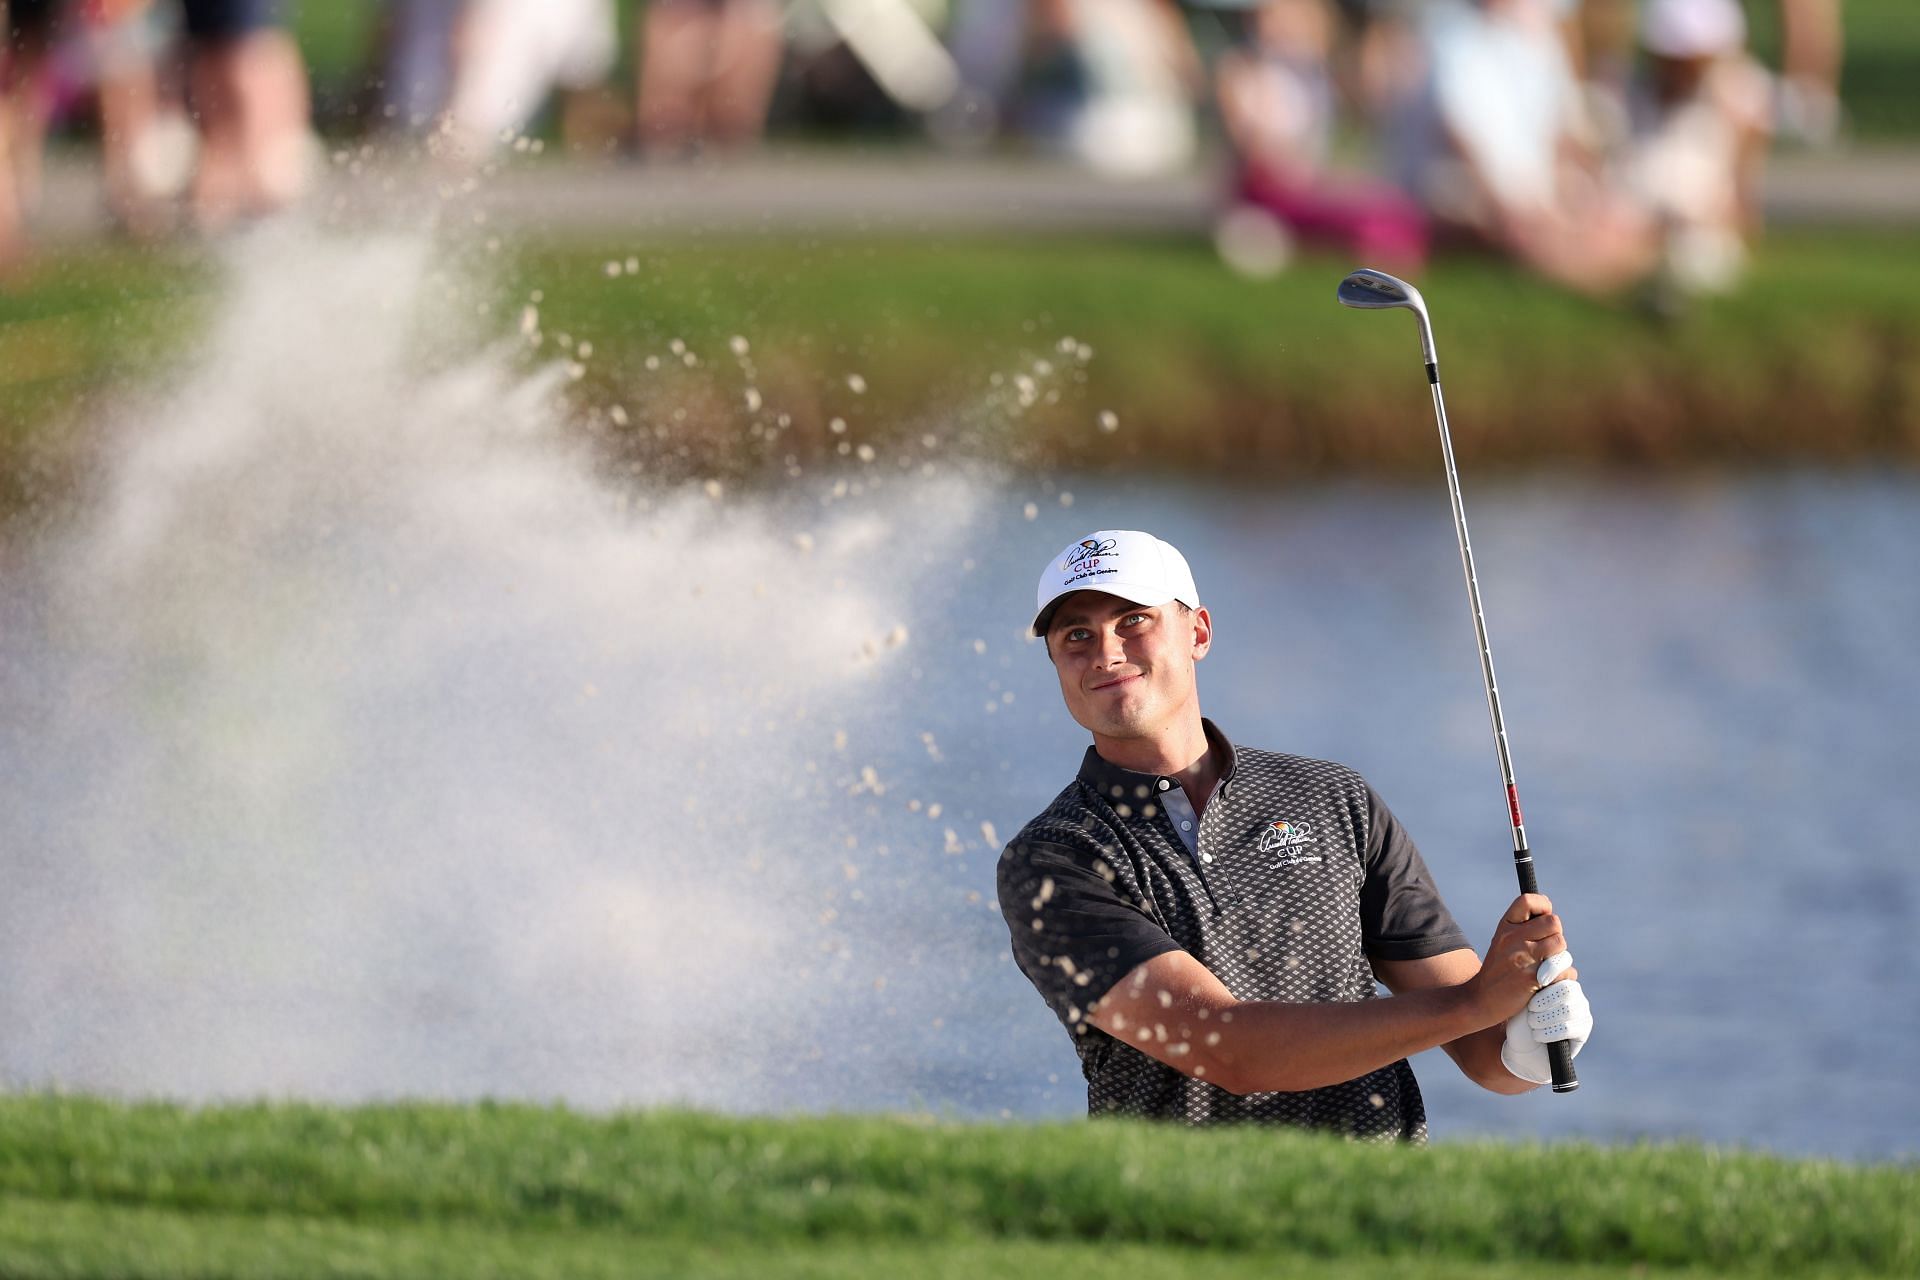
[1089,672,1143,693]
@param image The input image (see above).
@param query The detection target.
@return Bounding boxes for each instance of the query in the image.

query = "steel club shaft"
[1337,267,1578,1093]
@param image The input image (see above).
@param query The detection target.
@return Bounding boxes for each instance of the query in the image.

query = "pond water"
[3,230,1914,1162]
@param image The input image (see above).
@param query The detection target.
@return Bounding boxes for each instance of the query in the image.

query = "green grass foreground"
[4,230,1920,512]
[0,1096,1914,1279]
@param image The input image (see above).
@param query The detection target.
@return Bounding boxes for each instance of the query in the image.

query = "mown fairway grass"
[0,1096,1913,1279]
[4,229,1919,512]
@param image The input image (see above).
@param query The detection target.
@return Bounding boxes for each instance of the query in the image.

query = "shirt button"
[1200,852,1213,863]
[1180,821,1192,830]
[1157,779,1171,791]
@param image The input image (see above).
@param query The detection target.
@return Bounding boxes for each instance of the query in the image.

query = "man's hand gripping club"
[1475,893,1593,1087]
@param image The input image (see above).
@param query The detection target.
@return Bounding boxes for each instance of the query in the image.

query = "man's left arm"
[1374,949,1535,1094]
[1355,781,1589,1094]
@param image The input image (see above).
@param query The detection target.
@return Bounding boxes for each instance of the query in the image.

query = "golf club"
[1336,266,1578,1094]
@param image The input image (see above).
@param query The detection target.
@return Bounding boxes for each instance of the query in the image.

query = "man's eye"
[1065,628,1090,642]
[1124,613,1149,625]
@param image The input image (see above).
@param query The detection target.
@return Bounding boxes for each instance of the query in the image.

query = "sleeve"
[996,837,1183,1032]
[1357,784,1472,962]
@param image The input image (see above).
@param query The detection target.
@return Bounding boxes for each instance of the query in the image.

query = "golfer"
[997,529,1592,1140]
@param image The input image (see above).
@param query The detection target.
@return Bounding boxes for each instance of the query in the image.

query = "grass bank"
[4,230,1919,512]
[0,1096,1913,1279]
[512,230,1920,482]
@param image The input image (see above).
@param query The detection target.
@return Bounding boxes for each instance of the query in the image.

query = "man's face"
[1045,591,1212,743]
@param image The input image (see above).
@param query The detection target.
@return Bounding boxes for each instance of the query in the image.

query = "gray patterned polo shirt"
[997,719,1469,1142]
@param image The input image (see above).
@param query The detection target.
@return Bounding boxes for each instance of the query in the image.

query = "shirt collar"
[1076,717,1238,804]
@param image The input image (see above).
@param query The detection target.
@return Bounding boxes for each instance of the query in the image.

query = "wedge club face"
[1337,268,1437,369]
[1336,268,1422,310]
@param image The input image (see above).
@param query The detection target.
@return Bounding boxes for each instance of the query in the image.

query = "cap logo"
[1260,819,1322,866]
[1062,537,1118,572]
[1056,536,1122,590]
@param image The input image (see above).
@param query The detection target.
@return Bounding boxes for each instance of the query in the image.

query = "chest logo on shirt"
[1259,819,1322,866]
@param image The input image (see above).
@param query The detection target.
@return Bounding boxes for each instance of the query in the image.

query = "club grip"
[1547,1039,1579,1093]
[1514,852,1540,897]
[1513,847,1580,1093]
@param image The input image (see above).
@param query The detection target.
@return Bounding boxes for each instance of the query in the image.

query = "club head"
[1336,267,1438,367]
[1336,268,1425,313]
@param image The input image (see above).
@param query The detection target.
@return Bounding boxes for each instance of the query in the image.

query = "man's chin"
[1076,703,1157,741]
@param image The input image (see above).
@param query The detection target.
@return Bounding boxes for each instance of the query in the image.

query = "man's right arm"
[997,835,1183,1033]
[1086,894,1567,1095]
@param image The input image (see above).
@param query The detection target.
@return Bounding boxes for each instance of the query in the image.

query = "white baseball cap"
[1031,529,1200,636]
[1642,0,1745,58]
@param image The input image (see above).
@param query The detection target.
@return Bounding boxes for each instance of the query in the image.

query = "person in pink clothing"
[1215,0,1427,272]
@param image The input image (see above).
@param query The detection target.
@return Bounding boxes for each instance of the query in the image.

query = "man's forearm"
[1370,947,1539,1094]
[1443,1022,1536,1095]
[1146,985,1498,1095]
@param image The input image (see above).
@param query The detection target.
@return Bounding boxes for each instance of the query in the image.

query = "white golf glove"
[1500,951,1592,1086]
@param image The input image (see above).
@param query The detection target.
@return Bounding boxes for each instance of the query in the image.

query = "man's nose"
[1095,626,1127,666]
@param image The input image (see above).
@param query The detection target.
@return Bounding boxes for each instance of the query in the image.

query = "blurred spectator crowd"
[2,0,1846,299]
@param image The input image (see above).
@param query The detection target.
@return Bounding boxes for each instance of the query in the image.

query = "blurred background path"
[25,142,1920,240]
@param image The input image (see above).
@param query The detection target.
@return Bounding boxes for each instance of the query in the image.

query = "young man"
[997,529,1592,1140]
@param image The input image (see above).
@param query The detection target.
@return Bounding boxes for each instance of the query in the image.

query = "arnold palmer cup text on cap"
[1032,530,1201,636]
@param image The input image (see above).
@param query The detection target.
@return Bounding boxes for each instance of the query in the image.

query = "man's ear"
[1190,605,1213,660]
